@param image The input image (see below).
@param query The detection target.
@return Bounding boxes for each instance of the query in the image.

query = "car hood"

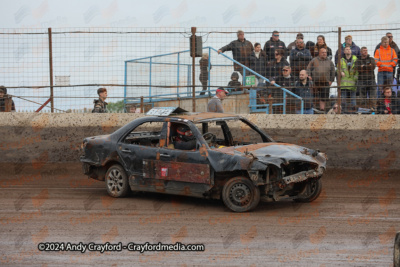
[214,143,327,168]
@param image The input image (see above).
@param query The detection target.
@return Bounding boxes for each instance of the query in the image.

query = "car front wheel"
[295,178,322,203]
[105,164,130,198]
[222,177,260,212]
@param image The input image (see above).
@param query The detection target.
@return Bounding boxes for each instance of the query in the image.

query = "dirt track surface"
[0,163,399,266]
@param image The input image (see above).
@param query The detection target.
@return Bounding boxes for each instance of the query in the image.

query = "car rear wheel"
[222,177,260,212]
[295,178,322,203]
[105,164,130,198]
[395,232,400,267]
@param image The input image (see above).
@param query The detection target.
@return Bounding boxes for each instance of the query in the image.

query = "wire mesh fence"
[1,25,400,114]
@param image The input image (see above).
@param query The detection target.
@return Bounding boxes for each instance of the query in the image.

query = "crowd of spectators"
[216,30,400,114]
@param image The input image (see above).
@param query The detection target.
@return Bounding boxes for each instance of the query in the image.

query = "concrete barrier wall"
[1,113,399,170]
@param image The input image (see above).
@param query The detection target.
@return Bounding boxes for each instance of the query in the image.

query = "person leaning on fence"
[266,49,289,80]
[355,47,377,109]
[294,70,314,114]
[250,42,268,83]
[289,38,312,78]
[310,35,332,59]
[339,46,359,113]
[307,47,335,113]
[92,87,108,113]
[287,33,304,53]
[270,65,297,114]
[218,30,254,77]
[199,53,212,96]
[0,86,15,112]
[334,35,361,66]
[207,87,229,113]
[374,36,398,94]
[263,30,288,61]
[377,86,399,114]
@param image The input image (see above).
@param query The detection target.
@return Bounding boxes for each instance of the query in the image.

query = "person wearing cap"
[287,33,304,52]
[207,88,228,113]
[334,35,361,65]
[270,66,297,114]
[0,86,16,112]
[92,87,108,113]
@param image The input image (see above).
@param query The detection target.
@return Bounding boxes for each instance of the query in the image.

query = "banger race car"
[80,109,327,212]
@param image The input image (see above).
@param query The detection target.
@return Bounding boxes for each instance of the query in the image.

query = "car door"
[117,118,167,181]
[144,121,211,185]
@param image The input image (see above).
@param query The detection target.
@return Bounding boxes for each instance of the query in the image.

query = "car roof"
[168,112,242,123]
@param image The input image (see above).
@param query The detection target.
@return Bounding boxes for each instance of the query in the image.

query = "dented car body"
[80,112,327,212]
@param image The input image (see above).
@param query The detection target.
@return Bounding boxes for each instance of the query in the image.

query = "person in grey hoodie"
[307,48,335,112]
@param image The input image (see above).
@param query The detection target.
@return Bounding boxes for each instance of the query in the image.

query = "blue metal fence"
[124,46,304,114]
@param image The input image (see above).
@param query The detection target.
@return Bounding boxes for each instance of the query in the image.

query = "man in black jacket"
[218,30,254,77]
[270,66,297,114]
[294,70,314,114]
[355,47,377,108]
[289,38,312,78]
[263,30,287,61]
[377,87,399,114]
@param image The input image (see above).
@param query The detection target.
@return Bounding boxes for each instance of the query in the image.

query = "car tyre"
[295,178,322,203]
[222,177,260,212]
[395,232,400,267]
[105,164,130,198]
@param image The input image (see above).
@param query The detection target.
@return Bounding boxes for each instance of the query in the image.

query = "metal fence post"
[191,27,196,112]
[177,52,180,97]
[48,28,54,113]
[149,57,152,102]
[337,27,342,114]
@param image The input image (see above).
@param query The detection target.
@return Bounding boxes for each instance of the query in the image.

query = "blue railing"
[124,46,304,114]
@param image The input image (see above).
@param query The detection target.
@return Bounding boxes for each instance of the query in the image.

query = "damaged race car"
[80,108,327,212]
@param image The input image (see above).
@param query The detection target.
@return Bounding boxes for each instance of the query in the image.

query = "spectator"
[92,87,108,113]
[0,86,15,112]
[199,53,212,96]
[335,35,361,65]
[327,102,342,114]
[250,43,268,82]
[374,32,400,58]
[377,86,399,114]
[207,87,229,113]
[310,35,333,59]
[374,36,398,94]
[227,72,242,93]
[307,48,335,112]
[270,66,297,114]
[287,33,304,52]
[355,47,377,108]
[289,38,312,78]
[339,46,359,112]
[266,49,289,80]
[294,70,314,114]
[218,30,254,76]
[263,30,287,61]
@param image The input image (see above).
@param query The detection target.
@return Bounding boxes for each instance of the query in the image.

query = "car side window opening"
[167,122,198,151]
[123,121,165,147]
[204,119,266,148]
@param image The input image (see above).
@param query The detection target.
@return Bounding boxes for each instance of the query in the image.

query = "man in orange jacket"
[375,36,398,95]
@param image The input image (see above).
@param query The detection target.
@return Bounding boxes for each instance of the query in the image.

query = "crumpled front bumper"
[282,166,325,184]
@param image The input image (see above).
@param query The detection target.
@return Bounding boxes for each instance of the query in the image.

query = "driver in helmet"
[171,125,197,150]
